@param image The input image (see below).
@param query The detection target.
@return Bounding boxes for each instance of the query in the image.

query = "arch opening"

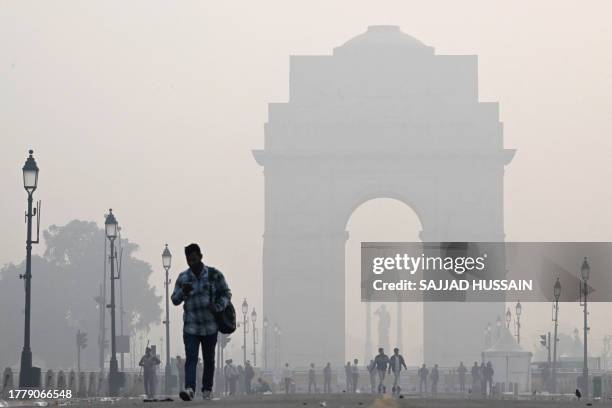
[344,197,424,366]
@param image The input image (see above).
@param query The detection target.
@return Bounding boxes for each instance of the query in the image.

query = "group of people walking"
[152,243,499,401]
[469,361,495,395]
[222,359,257,395]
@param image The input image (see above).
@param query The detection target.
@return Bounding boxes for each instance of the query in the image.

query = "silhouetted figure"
[255,377,271,393]
[388,348,407,395]
[308,363,317,393]
[374,348,390,394]
[479,362,487,395]
[352,359,359,393]
[471,361,481,394]
[457,362,467,392]
[244,361,255,394]
[418,364,429,394]
[344,361,352,392]
[323,362,332,393]
[224,359,238,395]
[139,346,161,399]
[2,367,13,399]
[367,360,377,394]
[431,364,439,395]
[282,363,293,394]
[172,243,232,401]
[236,365,245,394]
[485,361,494,396]
[176,356,185,391]
[575,388,582,400]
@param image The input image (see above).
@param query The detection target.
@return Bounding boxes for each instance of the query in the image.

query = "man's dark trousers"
[184,332,217,392]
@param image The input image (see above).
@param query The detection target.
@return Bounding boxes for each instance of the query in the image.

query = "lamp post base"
[19,349,40,388]
[109,357,122,396]
[165,363,173,395]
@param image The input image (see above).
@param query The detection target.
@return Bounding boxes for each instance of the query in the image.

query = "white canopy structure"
[484,327,533,392]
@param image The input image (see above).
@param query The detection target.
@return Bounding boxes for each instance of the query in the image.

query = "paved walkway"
[1,393,603,408]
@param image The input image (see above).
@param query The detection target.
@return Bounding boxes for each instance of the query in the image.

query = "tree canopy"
[0,220,161,371]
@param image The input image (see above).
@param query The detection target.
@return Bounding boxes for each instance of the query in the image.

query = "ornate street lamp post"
[251,309,258,366]
[273,324,280,369]
[263,317,269,369]
[242,299,249,365]
[552,277,561,393]
[105,209,121,396]
[19,150,41,388]
[505,308,512,329]
[515,301,522,344]
[162,244,172,394]
[495,315,502,341]
[580,257,591,398]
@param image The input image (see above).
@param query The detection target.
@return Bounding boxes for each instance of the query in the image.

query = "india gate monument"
[253,25,515,367]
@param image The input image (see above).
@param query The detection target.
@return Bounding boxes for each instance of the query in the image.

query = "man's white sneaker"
[202,390,212,400]
[179,388,195,401]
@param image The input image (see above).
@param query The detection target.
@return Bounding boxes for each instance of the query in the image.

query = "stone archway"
[253,25,514,367]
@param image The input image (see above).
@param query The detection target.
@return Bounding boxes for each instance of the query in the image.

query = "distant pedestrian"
[323,362,332,393]
[282,363,294,394]
[471,361,481,394]
[237,365,245,394]
[244,361,255,394]
[367,360,377,394]
[388,348,407,395]
[457,362,467,392]
[344,361,352,392]
[352,359,359,393]
[479,362,487,395]
[374,348,390,394]
[485,361,494,396]
[308,363,317,393]
[418,364,428,393]
[139,347,161,399]
[255,377,271,393]
[431,364,439,395]
[224,359,238,395]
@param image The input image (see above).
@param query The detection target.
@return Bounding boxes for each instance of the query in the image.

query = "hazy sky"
[2,1,612,366]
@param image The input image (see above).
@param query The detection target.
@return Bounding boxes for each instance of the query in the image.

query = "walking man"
[344,361,352,392]
[485,361,494,396]
[352,359,359,393]
[418,364,428,394]
[479,362,487,395]
[457,362,467,393]
[431,364,439,395]
[308,363,317,393]
[471,361,481,394]
[244,361,255,394]
[224,359,238,395]
[367,360,377,394]
[374,348,390,394]
[388,347,407,395]
[282,363,293,394]
[172,243,232,401]
[323,363,332,393]
[139,347,161,399]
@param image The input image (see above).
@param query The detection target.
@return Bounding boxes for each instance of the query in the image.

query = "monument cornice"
[253,149,515,166]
